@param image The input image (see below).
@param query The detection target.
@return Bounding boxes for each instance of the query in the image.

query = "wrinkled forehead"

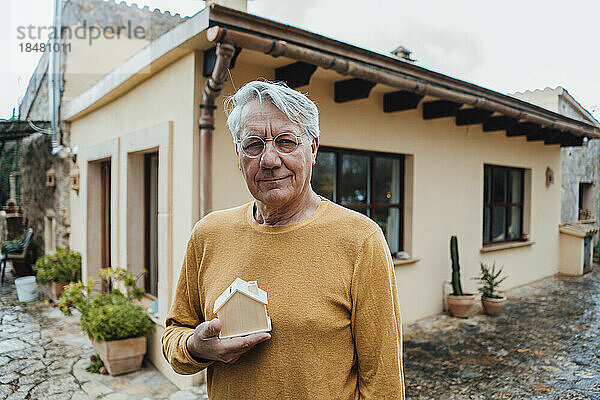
[239,99,302,137]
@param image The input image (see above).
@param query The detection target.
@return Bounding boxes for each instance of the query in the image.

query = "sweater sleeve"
[161,230,214,375]
[351,229,405,399]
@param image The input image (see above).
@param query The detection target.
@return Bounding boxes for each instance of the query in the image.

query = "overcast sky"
[2,0,599,120]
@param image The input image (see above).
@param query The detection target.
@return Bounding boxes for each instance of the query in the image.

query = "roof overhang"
[63,4,600,146]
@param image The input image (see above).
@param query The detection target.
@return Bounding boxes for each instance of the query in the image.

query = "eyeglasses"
[236,132,306,158]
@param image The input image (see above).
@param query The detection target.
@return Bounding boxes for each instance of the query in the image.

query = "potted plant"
[474,262,507,316]
[58,267,153,376]
[33,248,82,302]
[446,235,476,318]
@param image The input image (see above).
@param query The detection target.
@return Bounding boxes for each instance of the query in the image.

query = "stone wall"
[561,139,600,245]
[20,133,72,261]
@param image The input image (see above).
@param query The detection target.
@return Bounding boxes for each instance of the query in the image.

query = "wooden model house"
[213,278,271,339]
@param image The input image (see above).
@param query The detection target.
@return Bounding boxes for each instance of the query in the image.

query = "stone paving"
[404,264,600,399]
[0,270,208,400]
[2,264,600,399]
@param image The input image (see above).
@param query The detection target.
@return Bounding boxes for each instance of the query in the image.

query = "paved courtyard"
[404,265,600,399]
[1,264,599,399]
[0,271,208,400]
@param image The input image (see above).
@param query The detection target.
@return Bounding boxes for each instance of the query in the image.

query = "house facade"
[56,3,600,388]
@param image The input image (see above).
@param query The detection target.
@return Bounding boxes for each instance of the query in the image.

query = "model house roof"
[213,278,268,314]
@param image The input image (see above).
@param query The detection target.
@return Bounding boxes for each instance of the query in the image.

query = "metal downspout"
[206,26,599,139]
[49,0,63,151]
[199,42,235,218]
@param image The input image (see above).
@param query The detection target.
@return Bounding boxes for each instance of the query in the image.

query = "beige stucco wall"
[63,34,150,103]
[559,232,584,275]
[68,52,203,387]
[210,55,563,325]
[69,51,197,265]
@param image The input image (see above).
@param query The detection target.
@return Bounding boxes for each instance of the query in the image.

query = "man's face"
[237,99,318,208]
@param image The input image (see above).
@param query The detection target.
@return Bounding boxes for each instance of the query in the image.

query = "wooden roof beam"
[455,108,493,126]
[482,116,518,132]
[560,134,584,147]
[526,128,557,142]
[383,90,424,112]
[422,100,461,120]
[506,122,540,137]
[334,78,376,103]
[544,131,568,145]
[275,61,317,88]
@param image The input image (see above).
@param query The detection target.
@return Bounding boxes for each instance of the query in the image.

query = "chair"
[1,228,34,285]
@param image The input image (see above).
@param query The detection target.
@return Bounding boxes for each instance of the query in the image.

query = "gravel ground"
[403,265,600,399]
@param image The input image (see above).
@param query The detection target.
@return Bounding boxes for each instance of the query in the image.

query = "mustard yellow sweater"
[162,199,405,399]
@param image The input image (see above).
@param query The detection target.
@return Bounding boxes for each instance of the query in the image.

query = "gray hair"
[224,81,320,143]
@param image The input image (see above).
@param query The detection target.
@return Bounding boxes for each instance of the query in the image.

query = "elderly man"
[162,81,405,399]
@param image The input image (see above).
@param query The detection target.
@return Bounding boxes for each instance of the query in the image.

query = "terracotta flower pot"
[481,295,506,316]
[92,336,147,376]
[50,281,68,302]
[446,293,475,318]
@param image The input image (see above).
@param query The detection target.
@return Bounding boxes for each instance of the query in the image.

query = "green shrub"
[81,292,153,342]
[58,267,152,342]
[34,248,82,284]
[594,243,600,264]
[58,280,91,315]
[473,262,507,299]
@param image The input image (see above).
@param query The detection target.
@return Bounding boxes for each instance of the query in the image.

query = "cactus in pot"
[450,236,463,295]
[446,235,475,318]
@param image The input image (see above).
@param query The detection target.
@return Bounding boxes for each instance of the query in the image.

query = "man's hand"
[186,318,271,363]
